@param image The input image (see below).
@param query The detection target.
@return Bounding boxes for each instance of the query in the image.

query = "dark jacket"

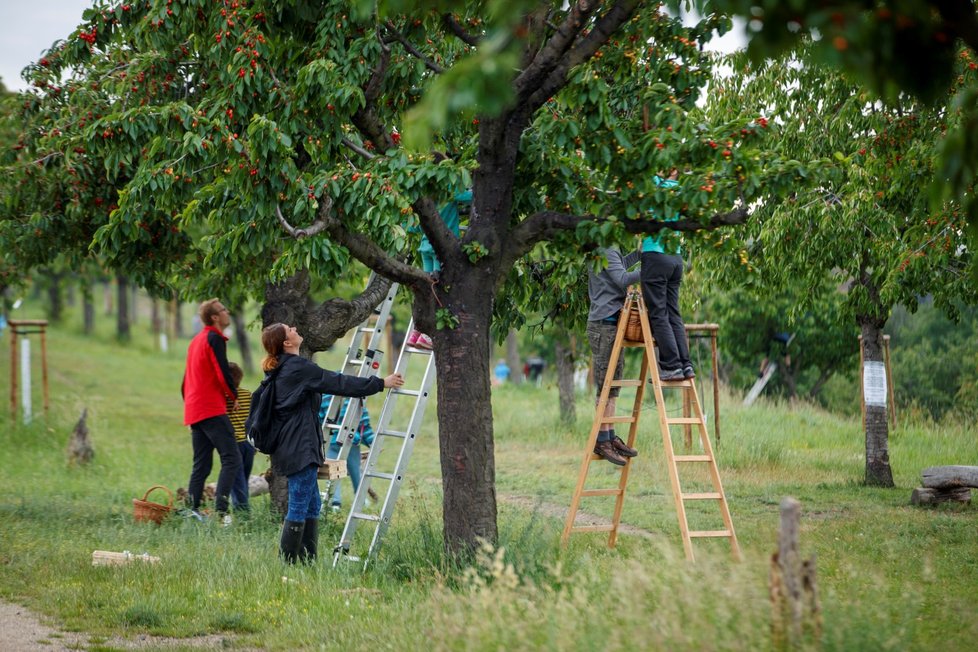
[182,325,237,426]
[269,353,385,477]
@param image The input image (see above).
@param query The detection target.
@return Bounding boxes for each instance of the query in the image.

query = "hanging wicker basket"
[132,485,174,525]
[623,308,644,342]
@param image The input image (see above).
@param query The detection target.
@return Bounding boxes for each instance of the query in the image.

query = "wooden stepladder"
[561,292,741,561]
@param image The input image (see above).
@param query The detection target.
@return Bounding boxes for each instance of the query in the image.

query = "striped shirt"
[227,387,253,443]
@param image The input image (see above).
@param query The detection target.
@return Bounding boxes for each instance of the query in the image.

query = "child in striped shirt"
[227,362,255,511]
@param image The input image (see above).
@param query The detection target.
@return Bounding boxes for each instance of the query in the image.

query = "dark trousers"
[641,252,690,371]
[231,441,256,510]
[188,414,241,513]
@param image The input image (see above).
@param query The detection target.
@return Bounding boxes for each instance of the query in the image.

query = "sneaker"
[181,509,205,522]
[659,368,686,382]
[221,514,233,527]
[406,329,420,347]
[610,436,638,458]
[330,504,341,513]
[594,440,627,467]
[412,332,433,350]
[683,365,696,379]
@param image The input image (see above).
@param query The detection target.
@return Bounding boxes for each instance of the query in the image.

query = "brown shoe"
[594,440,627,466]
[610,436,638,458]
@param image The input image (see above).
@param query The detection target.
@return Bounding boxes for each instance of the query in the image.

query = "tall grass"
[1,298,976,649]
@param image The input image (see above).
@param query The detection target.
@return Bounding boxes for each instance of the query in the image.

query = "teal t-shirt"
[418,188,473,254]
[641,176,682,255]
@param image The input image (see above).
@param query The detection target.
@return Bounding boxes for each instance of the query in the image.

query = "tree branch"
[442,13,481,46]
[341,137,376,161]
[365,25,392,105]
[514,0,600,100]
[505,205,750,267]
[277,202,429,288]
[385,20,445,74]
[524,0,640,110]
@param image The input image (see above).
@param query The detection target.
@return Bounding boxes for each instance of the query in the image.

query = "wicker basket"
[132,485,174,525]
[623,309,644,342]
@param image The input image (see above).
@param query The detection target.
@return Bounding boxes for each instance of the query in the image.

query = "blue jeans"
[285,464,322,522]
[326,442,362,507]
[230,441,255,510]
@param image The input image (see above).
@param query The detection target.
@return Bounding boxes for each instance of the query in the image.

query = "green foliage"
[435,306,459,330]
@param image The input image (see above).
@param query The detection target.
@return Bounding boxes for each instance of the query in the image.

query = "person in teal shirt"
[641,169,694,381]
[408,153,472,350]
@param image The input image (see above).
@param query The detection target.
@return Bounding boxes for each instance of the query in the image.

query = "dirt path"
[0,599,234,651]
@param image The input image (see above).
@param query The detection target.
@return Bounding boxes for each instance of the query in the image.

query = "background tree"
[682,0,978,266]
[21,0,810,554]
[702,45,976,486]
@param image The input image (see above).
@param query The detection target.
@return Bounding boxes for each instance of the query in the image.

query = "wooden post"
[8,320,50,421]
[770,497,821,648]
[684,323,721,447]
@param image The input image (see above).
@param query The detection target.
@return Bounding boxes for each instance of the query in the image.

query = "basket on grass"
[132,485,174,525]
[623,308,644,342]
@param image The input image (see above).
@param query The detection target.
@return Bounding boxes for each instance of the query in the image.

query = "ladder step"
[682,492,722,500]
[570,525,615,534]
[609,379,642,388]
[346,359,365,366]
[674,455,712,462]
[405,346,434,354]
[604,415,637,424]
[580,488,624,497]
[392,388,421,397]
[352,512,381,522]
[378,429,408,439]
[366,471,395,481]
[324,422,341,430]
[357,327,376,333]
[667,417,701,425]
[589,453,626,465]
[656,378,691,386]
[688,530,732,538]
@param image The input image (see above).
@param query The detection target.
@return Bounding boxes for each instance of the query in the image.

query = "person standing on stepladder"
[182,299,241,523]
[641,168,695,382]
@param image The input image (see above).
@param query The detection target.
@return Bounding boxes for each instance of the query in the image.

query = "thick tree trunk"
[505,329,522,384]
[859,318,893,487]
[555,336,576,426]
[231,310,254,375]
[81,278,95,335]
[419,274,498,559]
[44,269,63,323]
[116,275,131,342]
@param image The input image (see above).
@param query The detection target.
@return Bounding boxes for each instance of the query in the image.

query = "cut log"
[910,486,972,506]
[921,466,978,489]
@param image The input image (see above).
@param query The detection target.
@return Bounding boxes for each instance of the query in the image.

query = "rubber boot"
[279,520,305,564]
[300,517,319,563]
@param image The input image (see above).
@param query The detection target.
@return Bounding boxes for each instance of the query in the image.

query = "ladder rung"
[604,415,636,423]
[352,512,381,522]
[357,327,375,333]
[580,488,624,497]
[667,417,701,425]
[366,471,395,481]
[682,492,722,500]
[688,530,732,538]
[346,359,365,366]
[378,429,408,439]
[658,379,691,386]
[392,388,421,397]
[405,346,434,354]
[324,422,341,430]
[674,455,712,462]
[570,525,615,534]
[609,379,642,388]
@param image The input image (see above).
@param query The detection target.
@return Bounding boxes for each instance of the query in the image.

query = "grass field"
[1,302,976,651]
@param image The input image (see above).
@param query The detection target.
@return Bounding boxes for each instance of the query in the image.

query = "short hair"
[228,362,243,388]
[199,298,223,325]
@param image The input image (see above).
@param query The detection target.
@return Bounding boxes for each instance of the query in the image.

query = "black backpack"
[245,363,285,454]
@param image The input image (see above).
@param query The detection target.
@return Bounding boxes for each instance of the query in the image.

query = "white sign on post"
[863,361,887,408]
[20,337,32,424]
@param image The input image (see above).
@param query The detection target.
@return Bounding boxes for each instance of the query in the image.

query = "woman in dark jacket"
[260,322,403,563]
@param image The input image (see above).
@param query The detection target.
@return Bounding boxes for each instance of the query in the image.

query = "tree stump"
[66,408,94,465]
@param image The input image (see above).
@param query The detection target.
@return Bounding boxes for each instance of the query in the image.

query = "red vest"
[183,326,235,425]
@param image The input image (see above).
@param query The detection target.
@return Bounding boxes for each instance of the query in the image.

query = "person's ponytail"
[260,323,287,372]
